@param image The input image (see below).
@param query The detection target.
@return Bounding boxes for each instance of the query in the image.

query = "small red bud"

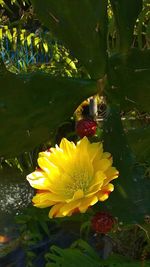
[91,211,115,234]
[76,119,97,138]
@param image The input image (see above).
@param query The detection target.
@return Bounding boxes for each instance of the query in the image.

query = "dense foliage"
[0,1,150,266]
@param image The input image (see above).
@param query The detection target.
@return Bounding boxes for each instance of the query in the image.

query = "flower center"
[65,169,92,198]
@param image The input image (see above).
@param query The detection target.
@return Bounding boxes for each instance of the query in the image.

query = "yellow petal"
[102,152,112,160]
[79,196,98,212]
[26,170,51,190]
[86,183,103,197]
[49,149,70,172]
[91,171,106,187]
[32,192,56,208]
[97,183,114,201]
[105,166,119,179]
[76,138,91,165]
[102,183,114,192]
[86,171,106,197]
[77,136,89,149]
[47,172,73,197]
[75,153,93,179]
[39,150,51,159]
[77,137,102,164]
[49,200,81,217]
[43,192,67,202]
[60,200,81,216]
[87,142,103,162]
[38,156,61,180]
[103,167,119,186]
[93,158,112,173]
[92,143,104,162]
[59,138,76,156]
[73,189,84,200]
[97,193,109,202]
[49,203,65,218]
[38,157,53,174]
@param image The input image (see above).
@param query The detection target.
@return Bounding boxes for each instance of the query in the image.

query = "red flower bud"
[91,211,115,234]
[76,119,97,138]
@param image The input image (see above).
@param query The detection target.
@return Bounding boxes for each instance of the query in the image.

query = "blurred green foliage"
[0,0,150,232]
[45,239,150,267]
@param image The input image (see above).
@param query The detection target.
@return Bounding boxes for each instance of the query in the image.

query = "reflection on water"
[0,172,34,259]
[0,181,34,214]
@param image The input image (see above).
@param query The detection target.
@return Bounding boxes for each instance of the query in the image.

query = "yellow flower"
[27,137,119,218]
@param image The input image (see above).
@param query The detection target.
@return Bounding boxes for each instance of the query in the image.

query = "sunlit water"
[0,171,34,259]
[0,181,33,215]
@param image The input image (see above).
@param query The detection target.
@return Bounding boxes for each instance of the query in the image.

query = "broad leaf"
[31,0,108,79]
[127,126,150,162]
[45,240,100,267]
[110,0,142,52]
[106,49,150,112]
[102,106,150,222]
[102,254,150,267]
[0,70,97,157]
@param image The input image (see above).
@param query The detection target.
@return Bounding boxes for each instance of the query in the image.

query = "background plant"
[0,0,150,266]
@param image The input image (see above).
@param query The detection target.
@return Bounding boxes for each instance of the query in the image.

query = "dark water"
[0,170,33,219]
[0,180,33,215]
[0,171,34,264]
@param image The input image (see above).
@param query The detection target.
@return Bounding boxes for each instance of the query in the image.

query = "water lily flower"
[27,137,119,218]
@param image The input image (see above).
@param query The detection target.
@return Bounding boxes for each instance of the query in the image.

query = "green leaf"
[46,240,150,267]
[71,239,100,261]
[106,49,150,112]
[45,241,100,267]
[102,254,150,267]
[31,0,108,79]
[127,126,150,162]
[0,58,7,72]
[110,0,143,52]
[0,70,97,157]
[102,106,150,223]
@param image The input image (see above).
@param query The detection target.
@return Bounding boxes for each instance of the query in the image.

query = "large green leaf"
[102,106,150,222]
[46,239,100,267]
[31,0,108,79]
[110,0,143,52]
[127,126,150,163]
[106,49,150,112]
[0,70,97,157]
